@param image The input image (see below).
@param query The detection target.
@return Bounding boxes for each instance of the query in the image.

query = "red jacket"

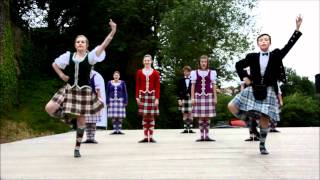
[135,69,160,99]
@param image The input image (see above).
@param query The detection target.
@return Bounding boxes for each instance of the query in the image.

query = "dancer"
[45,19,117,157]
[136,54,160,143]
[177,66,195,133]
[191,55,217,142]
[107,71,128,135]
[228,15,302,154]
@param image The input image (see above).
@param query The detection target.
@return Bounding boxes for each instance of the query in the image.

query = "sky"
[222,0,319,87]
[253,0,319,81]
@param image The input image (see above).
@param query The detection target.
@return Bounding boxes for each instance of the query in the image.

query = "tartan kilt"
[50,84,104,116]
[179,97,192,113]
[192,93,216,118]
[85,114,101,123]
[138,90,159,116]
[107,98,126,118]
[230,86,280,122]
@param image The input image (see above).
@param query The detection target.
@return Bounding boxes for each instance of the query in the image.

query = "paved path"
[1,127,319,180]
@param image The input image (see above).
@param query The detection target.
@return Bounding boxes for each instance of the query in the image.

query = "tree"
[157,0,258,83]
[281,68,315,97]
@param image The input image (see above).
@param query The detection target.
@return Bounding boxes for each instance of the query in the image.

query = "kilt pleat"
[179,97,192,113]
[192,93,216,117]
[50,84,104,116]
[138,90,159,116]
[230,86,280,122]
[107,98,126,118]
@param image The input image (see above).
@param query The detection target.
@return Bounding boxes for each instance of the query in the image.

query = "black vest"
[64,53,92,87]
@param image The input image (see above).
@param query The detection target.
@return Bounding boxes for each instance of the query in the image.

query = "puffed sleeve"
[190,70,197,84]
[210,70,217,84]
[54,51,71,69]
[88,46,106,65]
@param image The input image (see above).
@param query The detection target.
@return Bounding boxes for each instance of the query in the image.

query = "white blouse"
[54,46,106,69]
[190,69,217,84]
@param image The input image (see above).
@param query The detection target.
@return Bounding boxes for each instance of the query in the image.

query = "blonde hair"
[74,35,89,48]
[182,65,191,72]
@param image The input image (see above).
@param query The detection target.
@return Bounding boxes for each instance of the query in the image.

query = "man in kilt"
[228,15,303,155]
[45,19,117,158]
[191,55,218,142]
[177,66,195,133]
[136,54,160,143]
[107,71,128,135]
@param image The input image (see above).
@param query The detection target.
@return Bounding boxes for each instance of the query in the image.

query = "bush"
[280,93,320,127]
[214,94,235,123]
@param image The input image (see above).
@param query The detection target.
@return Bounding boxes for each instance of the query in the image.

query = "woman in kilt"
[45,19,117,158]
[177,66,195,133]
[107,71,128,135]
[191,55,217,142]
[136,54,160,143]
[228,15,302,155]
[83,70,106,144]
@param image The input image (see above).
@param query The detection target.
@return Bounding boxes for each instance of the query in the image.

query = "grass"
[0,78,70,143]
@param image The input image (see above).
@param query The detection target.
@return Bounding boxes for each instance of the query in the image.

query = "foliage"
[0,21,18,116]
[281,68,315,97]
[158,0,258,84]
[214,94,235,122]
[280,93,320,127]
[6,78,69,131]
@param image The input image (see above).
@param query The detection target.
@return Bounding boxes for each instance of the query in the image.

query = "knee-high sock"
[143,118,155,139]
[112,118,117,131]
[75,127,85,150]
[142,118,150,138]
[117,119,123,132]
[203,118,211,138]
[270,121,277,130]
[85,123,96,140]
[149,118,155,138]
[259,128,269,150]
[248,118,259,137]
[199,119,205,138]
[182,114,189,130]
[183,113,193,130]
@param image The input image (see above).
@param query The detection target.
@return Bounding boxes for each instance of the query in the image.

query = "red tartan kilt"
[138,90,159,116]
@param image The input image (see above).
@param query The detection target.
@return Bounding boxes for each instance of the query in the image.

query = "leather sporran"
[252,84,267,100]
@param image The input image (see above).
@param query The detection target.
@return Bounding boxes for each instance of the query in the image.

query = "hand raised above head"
[295,14,303,31]
[109,19,117,30]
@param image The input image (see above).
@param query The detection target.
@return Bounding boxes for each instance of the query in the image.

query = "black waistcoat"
[64,53,92,87]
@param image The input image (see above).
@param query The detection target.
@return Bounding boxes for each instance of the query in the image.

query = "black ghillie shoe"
[138,138,149,143]
[204,137,216,142]
[181,129,188,133]
[149,138,157,143]
[188,129,196,133]
[74,150,81,158]
[82,139,98,144]
[110,131,118,135]
[259,144,269,155]
[195,138,205,142]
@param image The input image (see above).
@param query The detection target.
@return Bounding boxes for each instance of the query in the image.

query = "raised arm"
[296,14,303,31]
[95,19,117,57]
[278,15,303,59]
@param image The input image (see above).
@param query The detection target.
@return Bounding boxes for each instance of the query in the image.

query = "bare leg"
[45,100,60,117]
